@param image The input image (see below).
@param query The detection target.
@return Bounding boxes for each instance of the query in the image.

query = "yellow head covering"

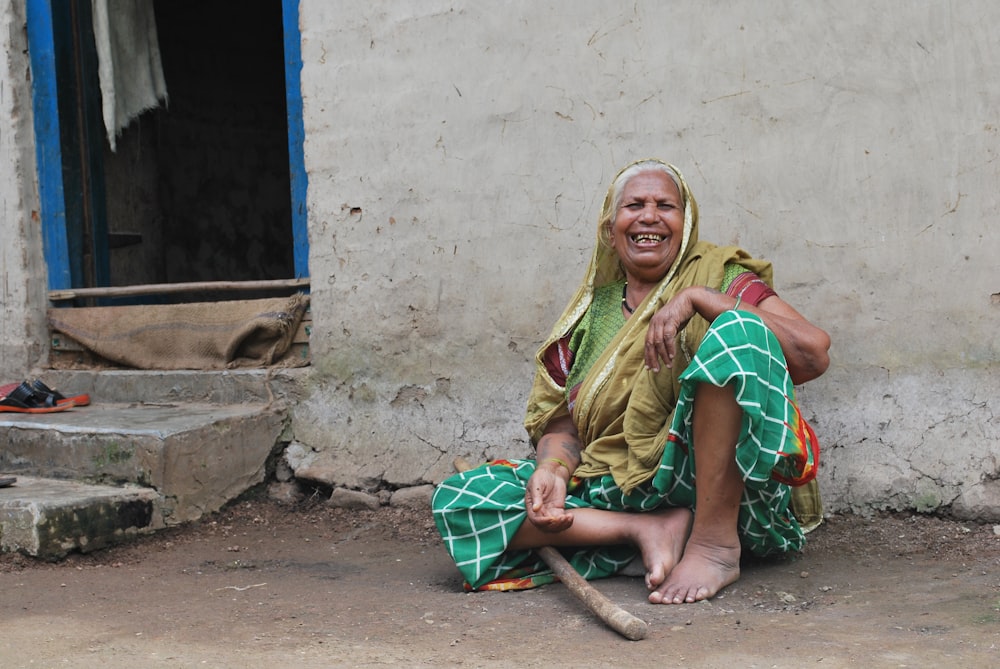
[591,159,700,291]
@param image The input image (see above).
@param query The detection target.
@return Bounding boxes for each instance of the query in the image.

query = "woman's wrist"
[540,457,571,472]
[536,456,575,482]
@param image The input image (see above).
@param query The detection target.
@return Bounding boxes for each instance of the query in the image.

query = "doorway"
[26,0,309,304]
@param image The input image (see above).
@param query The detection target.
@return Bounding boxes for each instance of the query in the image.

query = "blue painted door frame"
[25,0,310,292]
[26,0,71,290]
[282,0,310,280]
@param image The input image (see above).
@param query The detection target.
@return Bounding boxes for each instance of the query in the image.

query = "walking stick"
[453,457,649,640]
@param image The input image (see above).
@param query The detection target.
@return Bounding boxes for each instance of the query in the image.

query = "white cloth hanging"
[91,0,168,151]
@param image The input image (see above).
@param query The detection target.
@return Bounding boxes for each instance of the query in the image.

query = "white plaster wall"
[5,2,994,517]
[0,0,47,380]
[292,1,1000,516]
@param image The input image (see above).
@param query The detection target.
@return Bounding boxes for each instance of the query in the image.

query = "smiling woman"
[432,158,830,606]
[605,166,685,309]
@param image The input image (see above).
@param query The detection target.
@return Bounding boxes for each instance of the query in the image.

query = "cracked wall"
[289,1,999,517]
[3,2,998,518]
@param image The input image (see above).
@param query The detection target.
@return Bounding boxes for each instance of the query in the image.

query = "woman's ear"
[603,222,616,248]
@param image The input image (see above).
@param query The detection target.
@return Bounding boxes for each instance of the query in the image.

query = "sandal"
[0,381,73,413]
[31,379,91,408]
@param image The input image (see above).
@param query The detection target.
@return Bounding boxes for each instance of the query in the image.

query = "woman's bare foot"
[648,538,740,604]
[631,508,692,592]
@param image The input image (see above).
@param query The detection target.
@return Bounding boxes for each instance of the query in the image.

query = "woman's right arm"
[535,414,582,472]
[525,414,582,532]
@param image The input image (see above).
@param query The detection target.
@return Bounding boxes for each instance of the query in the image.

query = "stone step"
[22,367,307,405]
[0,401,286,527]
[0,476,160,560]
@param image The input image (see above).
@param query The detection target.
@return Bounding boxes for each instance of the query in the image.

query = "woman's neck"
[622,278,655,313]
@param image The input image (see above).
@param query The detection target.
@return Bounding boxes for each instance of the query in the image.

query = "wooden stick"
[453,457,649,641]
[48,278,311,302]
[536,545,649,640]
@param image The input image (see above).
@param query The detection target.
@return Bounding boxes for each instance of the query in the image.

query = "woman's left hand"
[644,288,696,372]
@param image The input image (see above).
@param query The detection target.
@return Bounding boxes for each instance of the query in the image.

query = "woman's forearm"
[689,286,831,384]
[535,414,583,474]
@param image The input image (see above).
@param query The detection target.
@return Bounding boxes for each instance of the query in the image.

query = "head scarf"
[541,160,699,345]
[592,159,700,292]
[524,159,773,492]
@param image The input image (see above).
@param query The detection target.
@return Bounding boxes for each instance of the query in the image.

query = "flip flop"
[31,379,91,408]
[0,381,73,413]
[0,476,16,488]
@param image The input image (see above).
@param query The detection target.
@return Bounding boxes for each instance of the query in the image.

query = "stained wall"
[292,2,999,516]
[3,2,997,517]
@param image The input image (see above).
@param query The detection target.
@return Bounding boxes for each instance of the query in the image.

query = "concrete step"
[24,367,307,405]
[0,401,287,527]
[0,476,160,560]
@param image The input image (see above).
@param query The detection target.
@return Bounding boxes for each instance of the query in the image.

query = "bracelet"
[541,457,571,471]
[732,294,743,311]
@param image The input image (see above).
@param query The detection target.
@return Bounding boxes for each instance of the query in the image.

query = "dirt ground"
[1,491,998,669]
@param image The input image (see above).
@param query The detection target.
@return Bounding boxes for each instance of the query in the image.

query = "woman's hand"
[527,414,582,532]
[524,461,573,532]
[644,287,697,372]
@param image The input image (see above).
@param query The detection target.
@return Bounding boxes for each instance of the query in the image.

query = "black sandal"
[0,381,72,413]
[31,379,91,407]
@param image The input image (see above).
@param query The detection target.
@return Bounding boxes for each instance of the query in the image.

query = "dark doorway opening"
[27,0,311,369]
[30,0,307,305]
[110,0,294,296]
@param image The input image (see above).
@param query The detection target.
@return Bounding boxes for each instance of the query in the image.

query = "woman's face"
[608,170,684,286]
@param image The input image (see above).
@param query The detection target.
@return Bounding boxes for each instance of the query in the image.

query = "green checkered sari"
[432,310,817,591]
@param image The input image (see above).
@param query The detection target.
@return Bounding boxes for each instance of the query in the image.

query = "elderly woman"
[432,159,830,604]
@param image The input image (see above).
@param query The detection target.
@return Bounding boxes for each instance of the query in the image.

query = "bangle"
[733,295,743,311]
[541,457,571,472]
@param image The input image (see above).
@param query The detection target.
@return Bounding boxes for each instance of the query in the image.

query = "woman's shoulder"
[688,241,761,262]
[678,242,748,272]
[678,243,774,288]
